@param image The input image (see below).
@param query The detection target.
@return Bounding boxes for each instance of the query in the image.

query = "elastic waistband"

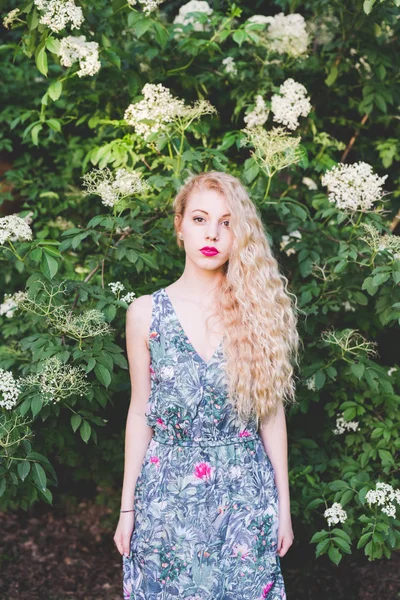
[152,434,259,447]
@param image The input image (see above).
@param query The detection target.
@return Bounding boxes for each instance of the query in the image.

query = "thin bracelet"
[120,509,134,513]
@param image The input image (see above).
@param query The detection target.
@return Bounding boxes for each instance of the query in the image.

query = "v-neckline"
[161,288,224,366]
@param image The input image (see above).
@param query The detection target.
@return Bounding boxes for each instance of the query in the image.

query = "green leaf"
[31,123,43,146]
[140,253,159,270]
[71,414,82,433]
[357,531,373,549]
[351,363,365,380]
[94,364,112,388]
[18,461,31,482]
[31,395,43,418]
[32,463,47,491]
[233,29,246,46]
[325,65,338,87]
[315,538,330,557]
[333,537,351,554]
[40,251,58,279]
[363,0,376,14]
[0,477,6,497]
[48,81,62,101]
[46,37,60,54]
[328,543,342,565]
[80,420,91,443]
[46,118,61,133]
[35,45,48,77]
[310,529,329,543]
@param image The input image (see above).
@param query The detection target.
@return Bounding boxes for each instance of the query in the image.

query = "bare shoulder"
[126,294,153,349]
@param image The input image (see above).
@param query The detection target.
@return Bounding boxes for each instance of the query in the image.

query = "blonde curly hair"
[173,171,301,429]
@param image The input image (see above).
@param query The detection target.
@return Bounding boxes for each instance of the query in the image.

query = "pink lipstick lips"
[200,246,219,256]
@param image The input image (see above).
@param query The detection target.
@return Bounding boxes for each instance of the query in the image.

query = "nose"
[206,224,219,241]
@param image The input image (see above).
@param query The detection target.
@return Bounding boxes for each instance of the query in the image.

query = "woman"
[114,171,299,600]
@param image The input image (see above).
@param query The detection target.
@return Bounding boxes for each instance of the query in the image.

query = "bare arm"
[258,401,290,517]
[120,294,154,512]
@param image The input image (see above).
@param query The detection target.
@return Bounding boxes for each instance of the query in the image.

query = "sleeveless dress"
[122,287,287,600]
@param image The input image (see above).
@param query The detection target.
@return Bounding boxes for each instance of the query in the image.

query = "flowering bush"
[1,0,399,569]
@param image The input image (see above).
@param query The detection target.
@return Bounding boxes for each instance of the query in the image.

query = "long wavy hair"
[173,171,301,428]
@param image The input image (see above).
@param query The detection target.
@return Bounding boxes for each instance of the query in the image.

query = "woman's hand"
[114,511,135,557]
[276,510,294,558]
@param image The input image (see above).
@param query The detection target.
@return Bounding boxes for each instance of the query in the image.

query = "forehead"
[186,187,228,210]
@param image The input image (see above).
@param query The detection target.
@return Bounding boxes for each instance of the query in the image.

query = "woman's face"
[176,187,234,270]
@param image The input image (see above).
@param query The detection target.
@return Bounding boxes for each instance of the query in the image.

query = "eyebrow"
[191,209,231,217]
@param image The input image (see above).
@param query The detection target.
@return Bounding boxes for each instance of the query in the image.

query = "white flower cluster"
[302,177,318,190]
[248,12,309,58]
[127,0,165,13]
[280,230,302,256]
[21,356,90,404]
[365,482,400,518]
[108,281,136,304]
[324,502,347,527]
[359,222,400,260]
[0,215,33,245]
[306,12,340,46]
[243,95,269,129]
[342,301,356,312]
[3,8,20,29]
[321,162,388,212]
[271,78,312,131]
[0,291,26,318]
[305,375,316,391]
[333,414,359,435]
[124,83,216,139]
[125,83,185,138]
[58,35,101,77]
[222,56,238,76]
[173,0,213,31]
[81,167,150,208]
[0,368,22,410]
[33,0,84,33]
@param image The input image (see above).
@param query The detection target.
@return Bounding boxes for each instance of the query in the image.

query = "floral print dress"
[122,287,287,600]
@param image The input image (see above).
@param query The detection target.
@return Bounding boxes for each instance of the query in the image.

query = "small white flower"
[305,376,316,391]
[230,465,242,478]
[222,56,238,76]
[160,366,174,380]
[121,292,137,304]
[243,95,269,129]
[81,167,150,208]
[0,368,22,410]
[248,12,309,58]
[0,215,33,245]
[302,177,317,190]
[127,0,165,14]
[58,35,101,77]
[333,414,359,435]
[365,482,400,518]
[33,0,84,32]
[108,281,125,295]
[173,0,213,32]
[324,502,347,527]
[271,78,312,131]
[0,291,26,318]
[3,8,20,29]
[280,230,302,256]
[321,162,388,212]
[342,301,356,312]
[387,367,397,376]
[124,83,216,140]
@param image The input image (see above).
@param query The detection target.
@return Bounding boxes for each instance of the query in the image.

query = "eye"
[222,220,230,227]
[193,217,205,223]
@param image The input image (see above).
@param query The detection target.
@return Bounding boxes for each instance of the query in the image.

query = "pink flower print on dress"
[232,543,251,560]
[123,581,132,600]
[239,429,251,437]
[149,331,158,338]
[156,417,167,429]
[149,456,160,467]
[261,581,274,598]
[150,365,155,375]
[193,461,213,480]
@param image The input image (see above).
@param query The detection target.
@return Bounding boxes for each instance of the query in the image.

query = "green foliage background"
[1,0,399,567]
